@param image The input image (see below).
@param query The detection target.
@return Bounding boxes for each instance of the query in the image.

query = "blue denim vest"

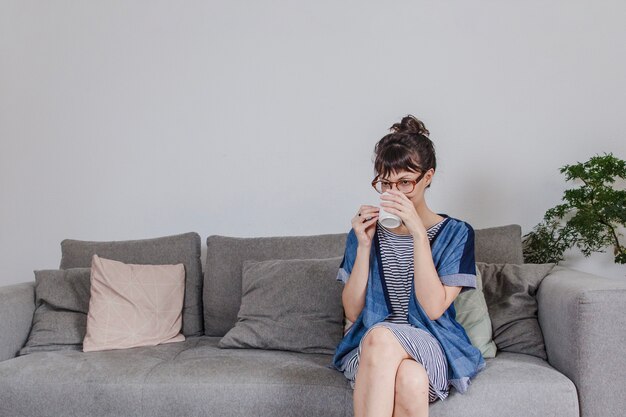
[330,215,486,394]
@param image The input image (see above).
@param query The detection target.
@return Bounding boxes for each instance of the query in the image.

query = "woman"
[331,115,485,417]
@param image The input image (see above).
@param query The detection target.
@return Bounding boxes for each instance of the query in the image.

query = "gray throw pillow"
[477,262,556,360]
[204,233,347,337]
[19,268,92,355]
[218,257,344,354]
[59,232,203,337]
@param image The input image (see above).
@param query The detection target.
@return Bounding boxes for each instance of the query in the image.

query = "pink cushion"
[83,254,186,352]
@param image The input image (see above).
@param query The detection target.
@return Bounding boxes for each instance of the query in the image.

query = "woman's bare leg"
[392,358,430,417]
[353,327,411,417]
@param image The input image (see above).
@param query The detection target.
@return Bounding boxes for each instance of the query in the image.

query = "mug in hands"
[365,191,402,228]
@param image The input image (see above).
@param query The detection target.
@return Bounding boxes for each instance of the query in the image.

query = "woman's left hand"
[380,190,427,238]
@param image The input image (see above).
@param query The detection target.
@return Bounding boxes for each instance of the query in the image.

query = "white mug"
[378,192,402,228]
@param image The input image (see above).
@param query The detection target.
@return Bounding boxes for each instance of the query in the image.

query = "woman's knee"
[360,327,408,364]
[395,359,430,401]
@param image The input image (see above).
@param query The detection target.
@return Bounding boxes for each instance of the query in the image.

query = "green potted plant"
[522,152,626,266]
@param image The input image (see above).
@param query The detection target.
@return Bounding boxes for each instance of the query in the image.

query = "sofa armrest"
[537,265,626,417]
[0,282,35,362]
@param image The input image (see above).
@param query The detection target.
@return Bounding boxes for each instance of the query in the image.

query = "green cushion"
[454,265,497,358]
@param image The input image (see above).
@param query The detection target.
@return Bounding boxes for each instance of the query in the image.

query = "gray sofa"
[1,225,625,417]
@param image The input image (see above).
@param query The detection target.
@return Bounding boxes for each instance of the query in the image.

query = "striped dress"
[338,219,450,403]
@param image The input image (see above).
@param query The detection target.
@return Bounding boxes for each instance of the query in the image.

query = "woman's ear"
[425,168,435,185]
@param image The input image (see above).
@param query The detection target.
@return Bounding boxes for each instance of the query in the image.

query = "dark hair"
[373,114,436,188]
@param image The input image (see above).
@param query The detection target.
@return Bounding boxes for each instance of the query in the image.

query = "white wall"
[1,0,625,286]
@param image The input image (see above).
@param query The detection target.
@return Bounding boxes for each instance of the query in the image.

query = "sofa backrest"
[59,232,204,337]
[203,223,524,337]
[474,224,524,264]
[203,233,347,337]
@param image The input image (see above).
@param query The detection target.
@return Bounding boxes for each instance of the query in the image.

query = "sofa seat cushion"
[0,339,578,417]
[427,352,579,417]
[0,336,347,417]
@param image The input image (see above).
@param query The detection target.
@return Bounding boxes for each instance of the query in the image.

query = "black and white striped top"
[377,219,446,324]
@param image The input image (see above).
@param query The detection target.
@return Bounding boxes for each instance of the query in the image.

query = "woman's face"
[379,168,434,204]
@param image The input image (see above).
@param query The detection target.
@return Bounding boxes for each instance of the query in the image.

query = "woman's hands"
[351,205,379,248]
[380,189,427,238]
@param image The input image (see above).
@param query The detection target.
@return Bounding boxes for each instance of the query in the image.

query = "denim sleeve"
[438,222,477,293]
[336,228,358,285]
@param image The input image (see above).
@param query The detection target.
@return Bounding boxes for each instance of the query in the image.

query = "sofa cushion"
[83,255,186,352]
[0,282,35,362]
[0,338,577,417]
[59,232,203,337]
[427,352,578,417]
[204,224,523,337]
[218,257,344,354]
[453,265,497,359]
[19,268,91,355]
[474,224,524,264]
[204,233,347,337]
[0,336,347,417]
[478,262,556,360]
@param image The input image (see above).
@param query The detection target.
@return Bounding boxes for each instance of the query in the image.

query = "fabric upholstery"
[204,233,347,337]
[83,255,185,352]
[0,282,35,362]
[428,351,578,417]
[537,265,626,417]
[59,232,204,337]
[474,224,524,264]
[453,265,497,358]
[19,268,91,355]
[0,337,578,417]
[477,262,556,360]
[218,257,344,354]
[0,336,346,417]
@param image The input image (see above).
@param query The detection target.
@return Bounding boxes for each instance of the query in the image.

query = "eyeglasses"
[371,171,426,194]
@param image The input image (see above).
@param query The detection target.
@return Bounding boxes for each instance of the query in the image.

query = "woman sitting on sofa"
[331,114,485,417]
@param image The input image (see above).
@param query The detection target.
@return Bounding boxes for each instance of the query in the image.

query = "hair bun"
[389,114,430,137]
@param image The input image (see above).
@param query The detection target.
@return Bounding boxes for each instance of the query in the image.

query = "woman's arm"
[341,245,371,323]
[341,204,379,323]
[412,233,462,321]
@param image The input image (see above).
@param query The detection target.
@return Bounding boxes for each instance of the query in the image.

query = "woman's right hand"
[351,205,380,248]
